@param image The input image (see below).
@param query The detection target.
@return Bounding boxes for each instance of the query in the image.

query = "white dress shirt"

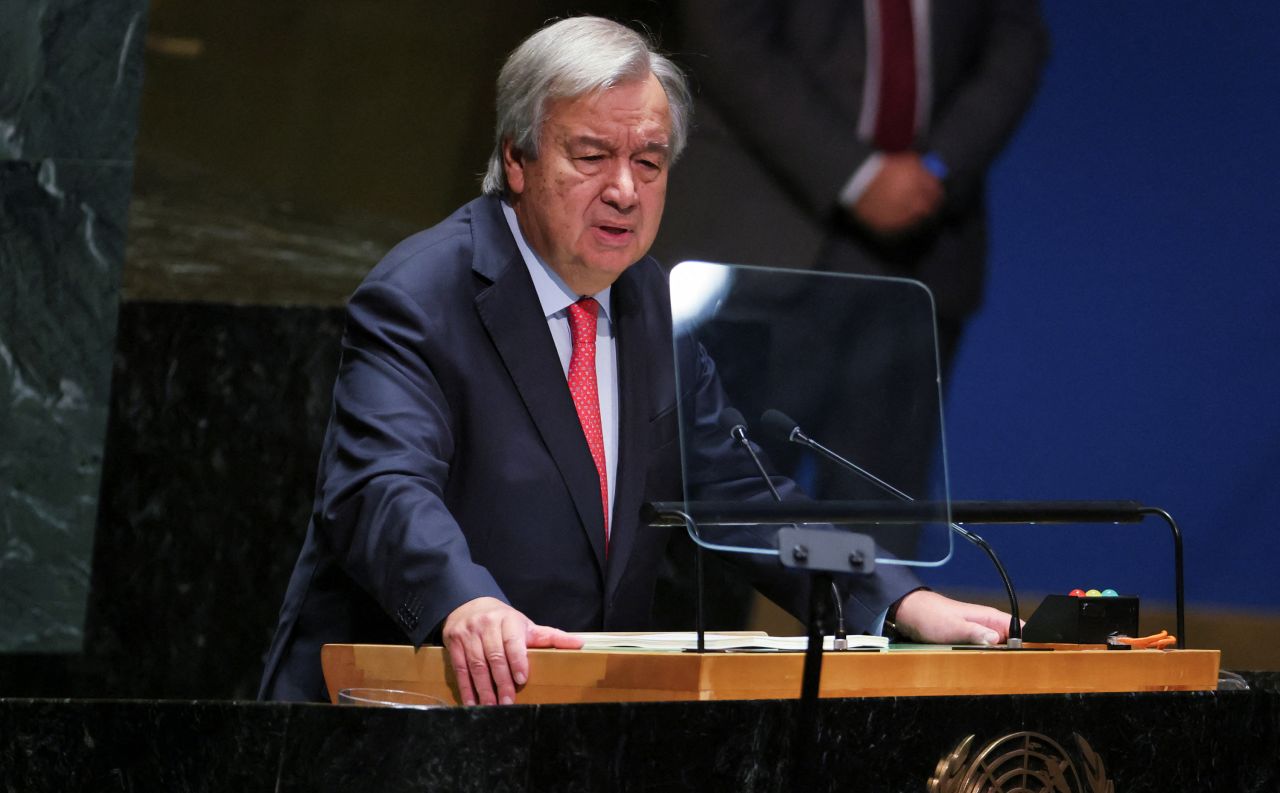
[501,201,619,525]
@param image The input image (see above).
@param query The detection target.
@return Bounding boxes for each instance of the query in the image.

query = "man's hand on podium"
[442,597,584,706]
[892,590,1013,646]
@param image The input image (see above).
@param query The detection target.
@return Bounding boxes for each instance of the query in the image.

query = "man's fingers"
[462,632,498,706]
[441,600,580,704]
[894,590,1015,645]
[503,621,532,689]
[482,621,519,706]
[965,622,1002,646]
[946,606,1006,645]
[447,638,478,706]
[442,597,528,705]
[527,624,587,650]
[549,629,586,650]
[972,608,1014,638]
[950,604,1013,643]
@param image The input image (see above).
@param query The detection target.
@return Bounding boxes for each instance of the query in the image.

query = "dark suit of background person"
[651,0,1049,548]
[257,194,923,702]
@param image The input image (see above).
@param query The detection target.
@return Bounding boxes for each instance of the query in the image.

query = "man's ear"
[502,139,526,195]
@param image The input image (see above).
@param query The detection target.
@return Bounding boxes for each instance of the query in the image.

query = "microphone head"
[721,407,748,441]
[760,409,800,443]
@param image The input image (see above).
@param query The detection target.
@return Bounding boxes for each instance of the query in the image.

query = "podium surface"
[321,643,1219,705]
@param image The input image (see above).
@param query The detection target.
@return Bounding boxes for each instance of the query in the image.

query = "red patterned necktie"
[566,297,609,548]
[874,0,917,152]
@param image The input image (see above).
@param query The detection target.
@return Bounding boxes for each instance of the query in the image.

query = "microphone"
[722,408,782,502]
[721,408,850,649]
[760,409,1024,647]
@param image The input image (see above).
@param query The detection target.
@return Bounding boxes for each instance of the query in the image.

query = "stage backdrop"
[930,3,1280,622]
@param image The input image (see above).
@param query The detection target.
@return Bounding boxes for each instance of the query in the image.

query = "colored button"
[1068,589,1086,597]
[1101,589,1119,597]
[1085,589,1102,597]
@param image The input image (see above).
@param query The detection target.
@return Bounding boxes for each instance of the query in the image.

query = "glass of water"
[337,688,447,709]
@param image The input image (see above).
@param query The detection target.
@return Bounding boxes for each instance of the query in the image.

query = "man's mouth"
[597,224,632,237]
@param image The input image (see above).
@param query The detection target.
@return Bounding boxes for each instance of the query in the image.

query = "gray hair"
[481,16,691,196]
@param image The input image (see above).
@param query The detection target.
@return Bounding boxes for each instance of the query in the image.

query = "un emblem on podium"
[928,731,1115,793]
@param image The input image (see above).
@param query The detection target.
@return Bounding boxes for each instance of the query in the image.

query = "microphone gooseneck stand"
[752,409,1188,649]
[721,408,867,790]
[760,409,1028,648]
[724,408,852,642]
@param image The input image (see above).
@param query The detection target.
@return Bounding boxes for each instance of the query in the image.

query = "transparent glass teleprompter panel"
[669,261,954,569]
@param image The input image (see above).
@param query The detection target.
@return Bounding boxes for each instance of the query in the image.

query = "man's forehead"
[566,132,670,151]
[546,77,670,132]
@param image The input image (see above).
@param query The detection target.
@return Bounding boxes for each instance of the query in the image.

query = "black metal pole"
[695,543,705,653]
[793,572,831,789]
[1140,506,1186,649]
[642,499,1148,525]
[800,572,829,702]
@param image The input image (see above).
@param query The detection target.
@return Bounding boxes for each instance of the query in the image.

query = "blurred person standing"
[653,0,1049,539]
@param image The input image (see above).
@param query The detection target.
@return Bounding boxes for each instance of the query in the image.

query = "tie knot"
[568,297,599,333]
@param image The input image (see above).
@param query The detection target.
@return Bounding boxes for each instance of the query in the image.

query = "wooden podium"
[321,643,1219,705]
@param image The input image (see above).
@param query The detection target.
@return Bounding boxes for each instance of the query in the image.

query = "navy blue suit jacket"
[259,195,919,702]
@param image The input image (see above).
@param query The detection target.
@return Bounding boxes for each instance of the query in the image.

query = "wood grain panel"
[321,643,1220,705]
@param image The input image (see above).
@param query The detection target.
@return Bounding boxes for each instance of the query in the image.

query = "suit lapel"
[603,267,652,603]
[470,197,608,574]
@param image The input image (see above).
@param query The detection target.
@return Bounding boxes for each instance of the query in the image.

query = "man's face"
[504,72,671,295]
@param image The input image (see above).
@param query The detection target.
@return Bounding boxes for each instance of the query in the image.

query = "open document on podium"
[569,631,888,651]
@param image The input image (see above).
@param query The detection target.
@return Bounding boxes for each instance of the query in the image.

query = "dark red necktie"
[874,0,917,152]
[566,297,609,548]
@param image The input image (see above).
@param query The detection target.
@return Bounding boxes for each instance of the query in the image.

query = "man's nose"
[601,162,638,210]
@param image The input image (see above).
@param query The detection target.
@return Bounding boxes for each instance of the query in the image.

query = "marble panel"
[0,699,286,793]
[528,699,792,791]
[0,0,148,162]
[277,702,534,793]
[5,693,1275,793]
[519,692,1280,792]
[80,301,346,697]
[0,159,131,652]
[0,301,344,690]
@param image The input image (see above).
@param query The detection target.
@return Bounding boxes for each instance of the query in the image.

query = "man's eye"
[577,155,605,162]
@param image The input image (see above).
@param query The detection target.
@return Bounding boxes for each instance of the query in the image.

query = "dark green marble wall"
[0,0,148,651]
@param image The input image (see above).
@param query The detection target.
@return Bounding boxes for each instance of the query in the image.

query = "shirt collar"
[501,200,612,322]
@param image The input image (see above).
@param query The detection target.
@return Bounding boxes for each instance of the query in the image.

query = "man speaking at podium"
[259,16,1012,705]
